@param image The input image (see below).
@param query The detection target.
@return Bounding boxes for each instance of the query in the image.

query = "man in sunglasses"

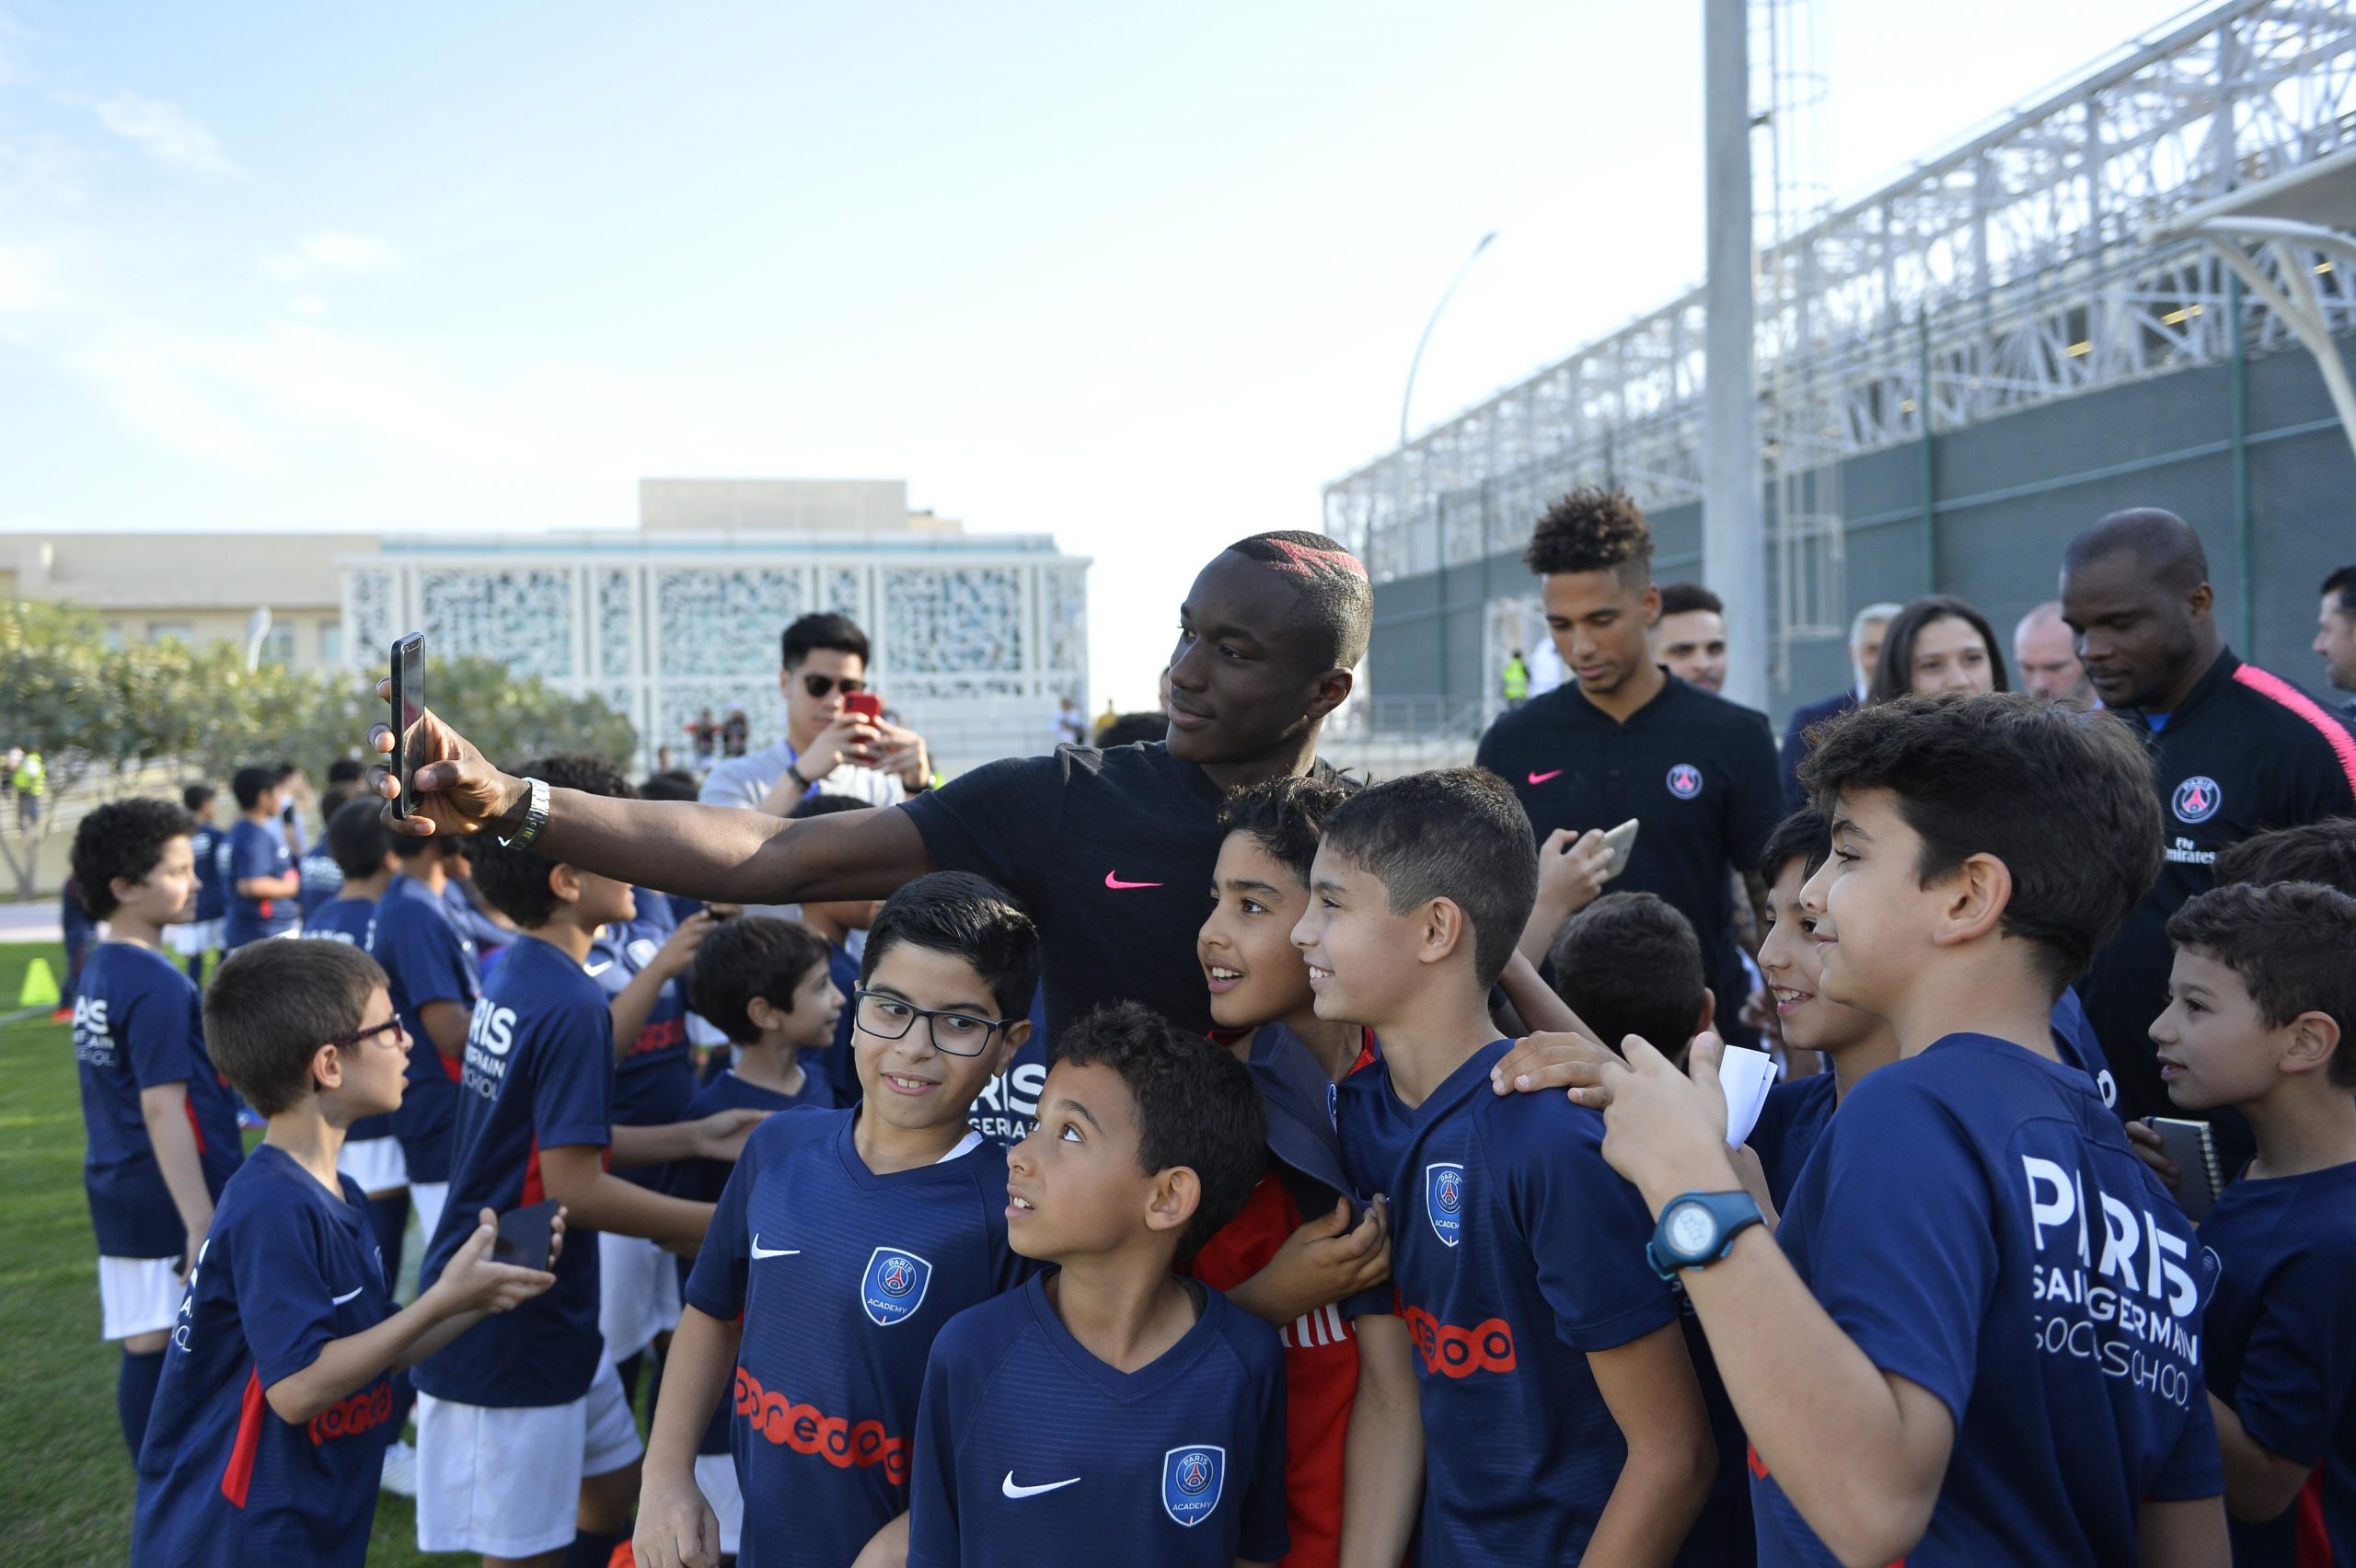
[699,613,931,814]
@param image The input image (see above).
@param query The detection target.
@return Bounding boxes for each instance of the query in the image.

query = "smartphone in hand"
[491,1199,560,1272]
[843,690,884,722]
[388,632,425,817]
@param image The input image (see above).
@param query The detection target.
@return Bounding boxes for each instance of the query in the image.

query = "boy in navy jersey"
[636,873,1041,1568]
[304,797,410,1264]
[133,940,558,1567]
[2148,882,2356,1565]
[222,766,301,951]
[1304,769,1716,1567]
[410,755,760,1566]
[1745,809,1898,1210]
[172,782,226,980]
[374,831,482,1249]
[296,784,356,921]
[909,1002,1288,1568]
[69,798,245,1458]
[1194,773,1408,1568]
[573,766,722,1417]
[684,915,846,1139]
[1565,693,2227,1566]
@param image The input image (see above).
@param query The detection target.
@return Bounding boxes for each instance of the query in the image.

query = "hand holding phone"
[1600,817,1641,882]
[388,633,426,818]
[843,690,884,722]
[491,1198,562,1272]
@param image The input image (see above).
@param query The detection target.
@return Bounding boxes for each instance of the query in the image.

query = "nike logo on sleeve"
[749,1236,801,1260]
[1527,768,1564,786]
[1002,1471,1082,1499]
[1103,871,1162,891]
[330,1286,364,1306]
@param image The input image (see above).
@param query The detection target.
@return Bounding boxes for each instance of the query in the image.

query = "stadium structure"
[1323,0,2356,733]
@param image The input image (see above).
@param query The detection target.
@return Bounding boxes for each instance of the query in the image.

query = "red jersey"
[1190,1168,1361,1568]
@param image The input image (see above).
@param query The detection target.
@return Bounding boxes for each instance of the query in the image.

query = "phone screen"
[391,633,425,817]
[492,1199,560,1272]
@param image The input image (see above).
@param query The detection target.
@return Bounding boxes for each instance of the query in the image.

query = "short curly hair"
[73,798,199,917]
[689,917,837,1044]
[2167,882,2356,1088]
[1049,1002,1267,1259]
[468,755,634,928]
[1523,486,1654,588]
[1216,773,1358,886]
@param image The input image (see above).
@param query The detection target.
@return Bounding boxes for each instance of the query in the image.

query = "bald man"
[2012,601,2095,709]
[2062,508,2356,1125]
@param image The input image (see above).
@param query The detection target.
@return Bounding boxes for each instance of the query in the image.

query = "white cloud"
[262,231,400,282]
[286,294,327,317]
[90,92,234,174]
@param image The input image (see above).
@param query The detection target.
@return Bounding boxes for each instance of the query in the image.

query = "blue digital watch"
[1646,1190,1766,1280]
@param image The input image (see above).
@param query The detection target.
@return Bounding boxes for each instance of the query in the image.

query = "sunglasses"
[800,673,869,700]
[330,1018,409,1052]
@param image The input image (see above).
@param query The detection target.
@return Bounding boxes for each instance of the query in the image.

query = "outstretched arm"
[369,697,934,905]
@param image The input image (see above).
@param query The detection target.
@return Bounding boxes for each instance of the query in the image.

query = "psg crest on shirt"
[860,1246,934,1327]
[2172,775,2223,824]
[1161,1445,1226,1528]
[1666,763,1703,800]
[1425,1162,1466,1249]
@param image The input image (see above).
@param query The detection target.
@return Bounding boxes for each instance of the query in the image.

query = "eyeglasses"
[330,1019,409,1052]
[800,673,868,700]
[852,990,1014,1057]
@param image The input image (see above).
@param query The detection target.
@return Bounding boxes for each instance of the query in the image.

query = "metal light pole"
[1398,230,1497,721]
[1703,0,1768,711]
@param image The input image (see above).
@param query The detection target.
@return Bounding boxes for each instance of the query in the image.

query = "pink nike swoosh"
[1103,871,1163,891]
[1527,769,1563,786]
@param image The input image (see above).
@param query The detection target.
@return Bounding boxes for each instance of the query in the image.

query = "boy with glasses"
[635,873,1042,1568]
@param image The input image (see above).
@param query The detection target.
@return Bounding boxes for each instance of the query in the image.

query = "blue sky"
[0,0,2186,706]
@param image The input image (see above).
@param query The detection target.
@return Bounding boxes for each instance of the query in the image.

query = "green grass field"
[0,942,453,1564]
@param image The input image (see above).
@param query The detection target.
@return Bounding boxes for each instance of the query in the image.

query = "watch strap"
[1646,1189,1765,1280]
[497,776,551,850]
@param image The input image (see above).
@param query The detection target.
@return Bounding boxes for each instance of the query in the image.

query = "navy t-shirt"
[132,1146,394,1567]
[909,1275,1290,1568]
[371,875,479,1185]
[300,898,397,1147]
[2201,1160,2356,1567]
[1752,1033,2223,1565]
[1747,1072,1836,1213]
[412,936,613,1409]
[684,1110,1034,1567]
[816,941,863,1108]
[294,844,343,923]
[1337,1038,1684,1565]
[191,825,227,923]
[73,942,243,1258]
[586,927,698,1193]
[223,818,298,948]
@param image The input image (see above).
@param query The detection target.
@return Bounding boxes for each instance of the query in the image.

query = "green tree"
[0,600,637,896]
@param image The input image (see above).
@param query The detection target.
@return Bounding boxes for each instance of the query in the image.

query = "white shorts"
[410,1182,449,1250]
[598,1231,682,1362]
[164,920,220,958]
[99,1255,184,1342]
[337,1136,409,1196]
[695,1452,744,1555]
[414,1352,644,1558]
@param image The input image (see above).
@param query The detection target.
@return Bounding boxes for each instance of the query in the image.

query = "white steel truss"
[1324,0,2356,588]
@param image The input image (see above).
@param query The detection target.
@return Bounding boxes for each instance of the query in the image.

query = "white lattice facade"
[340,536,1091,776]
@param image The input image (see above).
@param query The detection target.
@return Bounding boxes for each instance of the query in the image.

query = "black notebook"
[2150,1117,2227,1222]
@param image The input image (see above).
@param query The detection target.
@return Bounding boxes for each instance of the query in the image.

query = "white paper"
[1717,1044,1780,1148]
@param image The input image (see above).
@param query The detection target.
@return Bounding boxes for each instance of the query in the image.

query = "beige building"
[3,479,1091,776]
[1,530,353,669]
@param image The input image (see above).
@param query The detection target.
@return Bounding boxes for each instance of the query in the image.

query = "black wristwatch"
[1646,1190,1765,1280]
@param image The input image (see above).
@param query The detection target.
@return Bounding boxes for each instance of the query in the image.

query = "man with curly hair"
[1476,488,1781,1046]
